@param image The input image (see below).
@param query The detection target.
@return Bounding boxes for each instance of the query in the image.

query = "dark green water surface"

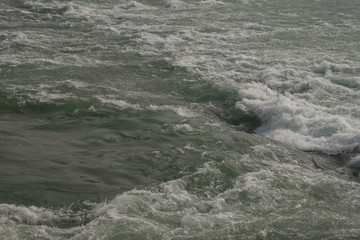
[1,0,360,239]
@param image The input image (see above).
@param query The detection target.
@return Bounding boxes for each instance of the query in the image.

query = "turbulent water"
[1,0,360,239]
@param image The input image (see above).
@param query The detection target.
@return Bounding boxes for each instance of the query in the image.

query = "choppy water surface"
[1,0,360,239]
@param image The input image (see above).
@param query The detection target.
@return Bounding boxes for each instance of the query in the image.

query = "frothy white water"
[0,142,359,239]
[235,61,360,155]
[2,1,360,239]
[2,0,359,156]
[236,85,360,154]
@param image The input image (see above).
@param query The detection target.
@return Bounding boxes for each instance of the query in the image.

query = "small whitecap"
[173,106,198,118]
[62,79,88,89]
[174,123,194,132]
[96,96,141,110]
[147,105,197,118]
[348,155,360,169]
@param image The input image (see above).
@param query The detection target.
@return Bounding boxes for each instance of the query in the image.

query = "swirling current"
[1,0,360,239]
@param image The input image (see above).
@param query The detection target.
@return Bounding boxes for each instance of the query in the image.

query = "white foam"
[0,146,359,239]
[0,204,56,224]
[62,80,88,89]
[149,104,198,118]
[200,0,225,5]
[117,1,156,10]
[164,0,187,8]
[96,96,141,110]
[234,60,360,155]
[60,156,360,237]
[174,123,195,132]
[331,76,360,89]
[347,155,360,168]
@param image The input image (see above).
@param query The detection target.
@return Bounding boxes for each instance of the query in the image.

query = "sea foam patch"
[235,75,360,155]
[0,147,358,239]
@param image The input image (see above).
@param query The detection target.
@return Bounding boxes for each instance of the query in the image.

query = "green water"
[1,0,360,239]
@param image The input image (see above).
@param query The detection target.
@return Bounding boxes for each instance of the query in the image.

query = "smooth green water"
[1,0,360,239]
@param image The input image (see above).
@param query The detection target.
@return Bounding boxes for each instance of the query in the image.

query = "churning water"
[1,0,360,239]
